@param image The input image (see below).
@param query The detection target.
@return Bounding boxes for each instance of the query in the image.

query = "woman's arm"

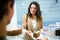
[22,15,27,29]
[40,17,42,29]
[22,15,33,36]
[36,17,42,32]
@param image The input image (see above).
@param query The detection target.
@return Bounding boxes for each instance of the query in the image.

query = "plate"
[31,33,44,40]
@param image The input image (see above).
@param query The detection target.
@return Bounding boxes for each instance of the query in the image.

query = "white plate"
[31,33,44,40]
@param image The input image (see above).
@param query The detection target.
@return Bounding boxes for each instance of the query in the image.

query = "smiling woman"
[22,1,48,40]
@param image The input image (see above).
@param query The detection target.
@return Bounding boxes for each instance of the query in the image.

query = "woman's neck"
[0,18,7,27]
[0,20,7,37]
[0,21,6,27]
[32,15,36,20]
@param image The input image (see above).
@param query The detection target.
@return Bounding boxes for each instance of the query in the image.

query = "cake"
[33,31,40,38]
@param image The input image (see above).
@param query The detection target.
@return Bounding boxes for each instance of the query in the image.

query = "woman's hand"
[26,31,32,36]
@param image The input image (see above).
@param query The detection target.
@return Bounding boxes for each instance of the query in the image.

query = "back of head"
[0,0,14,21]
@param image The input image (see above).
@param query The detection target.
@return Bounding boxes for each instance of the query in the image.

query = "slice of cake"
[33,31,40,38]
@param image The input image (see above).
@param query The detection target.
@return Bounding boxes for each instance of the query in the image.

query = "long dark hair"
[27,1,42,21]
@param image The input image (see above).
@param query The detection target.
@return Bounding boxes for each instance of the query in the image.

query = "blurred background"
[16,0,60,26]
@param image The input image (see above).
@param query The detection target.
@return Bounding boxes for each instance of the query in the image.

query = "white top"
[32,19,36,31]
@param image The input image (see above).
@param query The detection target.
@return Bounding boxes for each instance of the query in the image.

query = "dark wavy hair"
[27,1,42,21]
[0,0,14,20]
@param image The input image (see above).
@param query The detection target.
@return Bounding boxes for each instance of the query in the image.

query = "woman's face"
[30,4,36,15]
[6,2,14,24]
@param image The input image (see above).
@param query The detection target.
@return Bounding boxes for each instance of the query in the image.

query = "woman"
[22,1,48,40]
[0,0,14,40]
[22,1,42,32]
[0,0,22,40]
[22,1,47,40]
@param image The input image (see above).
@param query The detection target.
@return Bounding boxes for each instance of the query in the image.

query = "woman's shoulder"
[40,16,42,20]
[23,14,27,18]
[37,16,42,22]
[23,14,28,20]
